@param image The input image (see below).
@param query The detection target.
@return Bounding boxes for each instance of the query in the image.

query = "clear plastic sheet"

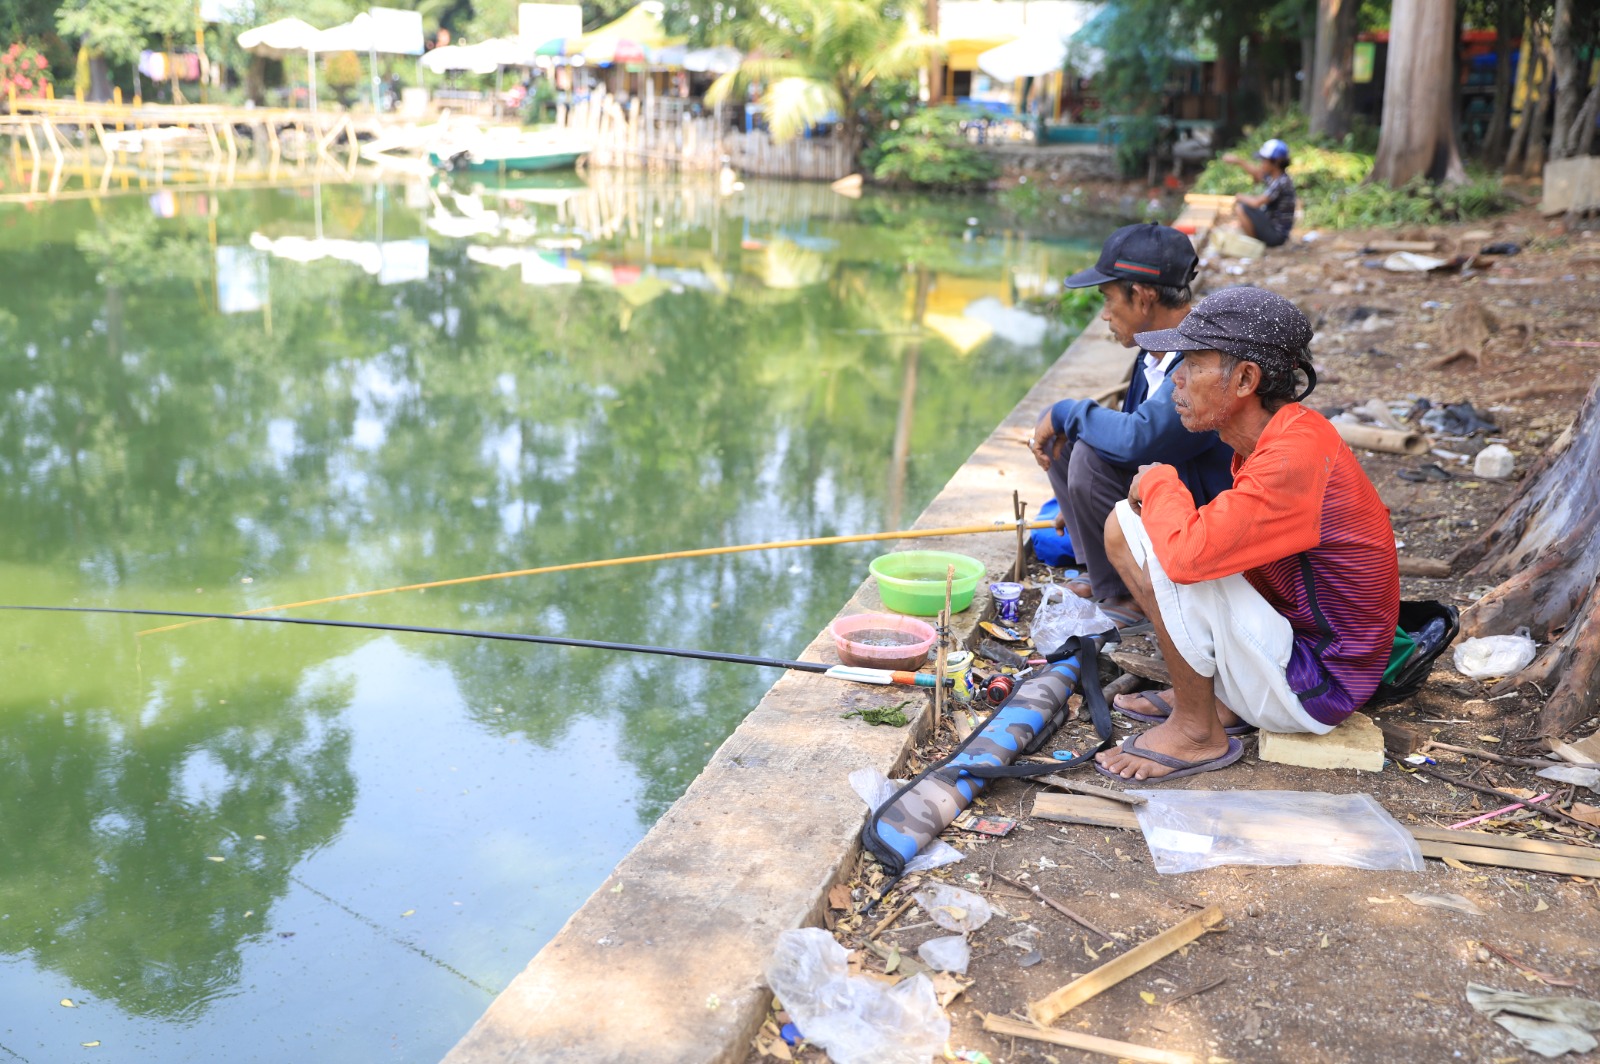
[765,928,950,1064]
[848,767,962,874]
[1130,789,1425,874]
[1030,582,1113,659]
[916,935,971,974]
[911,883,992,933]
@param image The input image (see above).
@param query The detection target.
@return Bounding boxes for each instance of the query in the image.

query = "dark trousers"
[1045,440,1135,601]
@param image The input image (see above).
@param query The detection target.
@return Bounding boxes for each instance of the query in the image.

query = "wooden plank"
[982,1014,1196,1064]
[1417,838,1600,877]
[1037,774,1149,806]
[1109,650,1170,684]
[1409,825,1600,860]
[1032,791,1141,830]
[1028,907,1226,1026]
[1378,720,1426,757]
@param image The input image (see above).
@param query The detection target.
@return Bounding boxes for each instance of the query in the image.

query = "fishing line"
[135,519,1056,636]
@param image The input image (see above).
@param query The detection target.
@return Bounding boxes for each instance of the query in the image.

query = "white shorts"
[1115,500,1329,735]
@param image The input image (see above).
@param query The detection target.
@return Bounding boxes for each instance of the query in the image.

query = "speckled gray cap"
[1134,285,1314,379]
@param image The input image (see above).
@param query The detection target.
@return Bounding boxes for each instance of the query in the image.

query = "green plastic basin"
[869,550,986,616]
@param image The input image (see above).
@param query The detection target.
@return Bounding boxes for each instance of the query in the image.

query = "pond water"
[0,171,1096,1061]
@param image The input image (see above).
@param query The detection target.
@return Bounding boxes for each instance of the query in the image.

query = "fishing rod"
[137,519,1058,636]
[4,604,971,696]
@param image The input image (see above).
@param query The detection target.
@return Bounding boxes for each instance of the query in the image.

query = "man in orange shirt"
[1094,287,1399,782]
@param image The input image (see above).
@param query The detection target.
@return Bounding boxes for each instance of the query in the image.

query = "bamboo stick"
[1028,907,1225,1026]
[982,1014,1196,1064]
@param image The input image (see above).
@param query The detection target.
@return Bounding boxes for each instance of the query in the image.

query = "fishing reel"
[982,673,1016,705]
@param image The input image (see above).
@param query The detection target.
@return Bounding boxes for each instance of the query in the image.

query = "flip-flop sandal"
[1100,604,1153,635]
[1063,578,1094,598]
[1094,733,1246,783]
[1113,689,1257,735]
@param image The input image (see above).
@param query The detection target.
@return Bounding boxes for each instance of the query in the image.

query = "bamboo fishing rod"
[138,519,1058,636]
[4,604,955,692]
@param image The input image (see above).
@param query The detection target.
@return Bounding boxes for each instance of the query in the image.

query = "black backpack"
[1370,600,1461,705]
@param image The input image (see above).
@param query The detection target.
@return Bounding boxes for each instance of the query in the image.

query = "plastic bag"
[912,883,992,933]
[847,767,963,874]
[1030,582,1113,659]
[765,928,950,1064]
[1453,628,1537,679]
[917,934,971,974]
[1130,789,1424,874]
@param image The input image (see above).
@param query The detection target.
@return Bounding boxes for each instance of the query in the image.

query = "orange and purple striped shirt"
[1139,403,1400,725]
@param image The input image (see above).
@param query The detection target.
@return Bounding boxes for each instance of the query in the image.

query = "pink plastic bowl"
[828,612,938,672]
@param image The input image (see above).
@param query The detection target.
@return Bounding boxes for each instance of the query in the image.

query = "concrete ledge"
[443,319,1131,1064]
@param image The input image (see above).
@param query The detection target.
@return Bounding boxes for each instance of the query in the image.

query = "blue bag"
[1029,498,1077,567]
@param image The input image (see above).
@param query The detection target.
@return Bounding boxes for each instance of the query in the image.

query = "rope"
[138,519,1057,636]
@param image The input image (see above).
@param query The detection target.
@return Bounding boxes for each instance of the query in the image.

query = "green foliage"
[705,0,937,146]
[842,701,912,726]
[321,48,360,103]
[997,179,1046,216]
[868,107,999,190]
[1191,109,1515,229]
[56,0,191,63]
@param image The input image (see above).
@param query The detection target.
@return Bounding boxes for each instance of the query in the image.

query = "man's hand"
[1029,409,1065,472]
[1128,463,1165,515]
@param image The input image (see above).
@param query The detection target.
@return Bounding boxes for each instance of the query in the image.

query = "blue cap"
[1258,138,1291,163]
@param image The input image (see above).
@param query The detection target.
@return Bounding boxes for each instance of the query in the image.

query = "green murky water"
[0,172,1094,1060]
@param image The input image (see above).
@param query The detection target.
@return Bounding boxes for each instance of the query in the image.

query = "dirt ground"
[746,207,1600,1064]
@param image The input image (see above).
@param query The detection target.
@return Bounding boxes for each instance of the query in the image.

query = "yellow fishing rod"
[139,519,1057,636]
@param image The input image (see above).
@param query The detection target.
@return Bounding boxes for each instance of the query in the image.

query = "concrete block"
[1258,711,1385,772]
[1541,157,1600,215]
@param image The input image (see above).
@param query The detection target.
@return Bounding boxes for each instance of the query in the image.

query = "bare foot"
[1095,717,1231,780]
[1064,577,1093,598]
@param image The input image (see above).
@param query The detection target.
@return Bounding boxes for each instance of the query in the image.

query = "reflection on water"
[0,172,1095,1060]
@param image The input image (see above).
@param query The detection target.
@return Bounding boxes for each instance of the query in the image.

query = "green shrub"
[869,107,1000,191]
[1191,110,1515,230]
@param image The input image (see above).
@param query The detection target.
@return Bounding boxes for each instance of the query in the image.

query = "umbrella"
[423,43,500,75]
[976,35,1067,81]
[237,17,322,57]
[574,1,671,65]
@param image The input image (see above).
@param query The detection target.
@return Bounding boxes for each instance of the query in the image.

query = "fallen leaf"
[1569,803,1600,828]
[609,882,624,894]
[400,909,415,918]
[1140,991,1157,1004]
[1534,899,1550,912]
[1403,891,1487,916]
[1478,735,1502,743]
[1443,857,1474,872]
[1367,896,1398,905]
[1265,947,1284,957]
[885,947,900,974]
[81,1042,100,1048]
[827,884,852,911]
[1084,941,1099,961]
[206,855,225,863]
[60,998,75,1008]
[1320,934,1330,949]
[706,994,720,1010]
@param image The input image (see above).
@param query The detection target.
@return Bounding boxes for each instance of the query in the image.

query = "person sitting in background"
[1222,138,1297,248]
[1029,223,1234,631]
[1095,287,1400,782]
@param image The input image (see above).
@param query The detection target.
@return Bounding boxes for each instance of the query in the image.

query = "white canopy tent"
[975,35,1068,82]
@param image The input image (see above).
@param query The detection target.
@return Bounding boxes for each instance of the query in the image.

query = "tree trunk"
[1309,0,1360,140]
[1524,70,1556,176]
[1369,0,1467,185]
[1547,0,1579,159]
[1300,25,1316,116]
[925,0,942,105]
[1480,0,1519,164]
[1454,371,1600,737]
[1576,75,1600,156]
[246,54,267,105]
[1214,24,1243,144]
[1504,23,1544,172]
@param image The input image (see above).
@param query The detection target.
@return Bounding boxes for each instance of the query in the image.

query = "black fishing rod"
[1,605,959,692]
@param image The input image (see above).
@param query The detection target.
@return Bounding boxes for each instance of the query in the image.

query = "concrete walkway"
[443,317,1131,1064]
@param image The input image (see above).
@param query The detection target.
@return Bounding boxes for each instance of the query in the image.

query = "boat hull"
[430,150,585,173]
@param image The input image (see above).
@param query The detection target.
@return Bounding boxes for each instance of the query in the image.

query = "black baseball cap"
[1134,286,1315,393]
[1064,222,1200,290]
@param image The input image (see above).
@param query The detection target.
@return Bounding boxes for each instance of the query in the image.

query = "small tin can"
[989,582,1023,623]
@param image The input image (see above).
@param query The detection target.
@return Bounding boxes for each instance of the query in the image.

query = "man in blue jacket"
[1029,223,1233,628]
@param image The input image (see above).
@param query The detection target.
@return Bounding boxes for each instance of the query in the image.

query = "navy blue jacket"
[1048,350,1234,504]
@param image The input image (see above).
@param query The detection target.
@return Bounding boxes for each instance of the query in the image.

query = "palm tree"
[705,0,940,153]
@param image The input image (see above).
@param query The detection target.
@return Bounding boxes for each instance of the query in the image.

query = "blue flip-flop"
[1114,689,1256,736]
[1094,732,1246,783]
[1100,604,1153,635]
